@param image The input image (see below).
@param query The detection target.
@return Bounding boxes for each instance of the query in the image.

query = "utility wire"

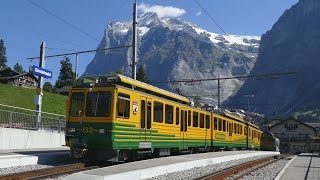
[150,71,296,84]
[194,0,246,50]
[26,0,100,42]
[26,45,132,60]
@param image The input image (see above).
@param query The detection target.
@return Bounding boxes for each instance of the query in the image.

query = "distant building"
[0,67,38,89]
[269,118,320,154]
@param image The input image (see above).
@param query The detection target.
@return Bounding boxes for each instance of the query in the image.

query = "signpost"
[32,65,52,79]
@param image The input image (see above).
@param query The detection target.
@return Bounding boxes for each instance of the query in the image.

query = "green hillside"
[0,83,67,115]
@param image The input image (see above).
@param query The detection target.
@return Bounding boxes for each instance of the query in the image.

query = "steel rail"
[197,154,287,180]
[0,163,98,180]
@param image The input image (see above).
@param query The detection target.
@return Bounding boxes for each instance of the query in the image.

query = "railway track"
[197,154,289,180]
[0,163,99,180]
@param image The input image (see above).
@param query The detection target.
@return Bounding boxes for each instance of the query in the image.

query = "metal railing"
[0,104,66,132]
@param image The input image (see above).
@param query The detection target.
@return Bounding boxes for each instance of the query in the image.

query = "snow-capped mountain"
[83,12,260,105]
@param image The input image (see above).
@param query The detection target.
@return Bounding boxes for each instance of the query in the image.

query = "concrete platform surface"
[65,151,280,180]
[279,153,320,180]
[0,147,70,168]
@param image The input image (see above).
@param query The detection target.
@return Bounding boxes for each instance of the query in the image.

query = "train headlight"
[98,129,105,134]
[68,127,76,133]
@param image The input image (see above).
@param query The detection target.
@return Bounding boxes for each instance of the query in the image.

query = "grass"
[0,83,67,116]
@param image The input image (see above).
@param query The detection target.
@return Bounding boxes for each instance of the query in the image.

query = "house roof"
[269,118,317,134]
[0,72,38,81]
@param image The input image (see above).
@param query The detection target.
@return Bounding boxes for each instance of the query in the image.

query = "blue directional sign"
[32,65,52,79]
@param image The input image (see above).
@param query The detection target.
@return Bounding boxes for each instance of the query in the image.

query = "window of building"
[86,91,112,117]
[165,104,174,124]
[200,113,204,128]
[154,101,163,123]
[117,93,130,118]
[176,107,180,125]
[206,115,210,129]
[193,112,199,127]
[69,92,85,117]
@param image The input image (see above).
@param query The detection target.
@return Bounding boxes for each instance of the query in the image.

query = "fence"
[0,104,66,132]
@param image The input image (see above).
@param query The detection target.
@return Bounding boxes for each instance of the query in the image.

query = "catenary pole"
[132,0,137,80]
[35,41,45,129]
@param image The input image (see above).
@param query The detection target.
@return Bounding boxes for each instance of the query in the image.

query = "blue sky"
[0,0,298,84]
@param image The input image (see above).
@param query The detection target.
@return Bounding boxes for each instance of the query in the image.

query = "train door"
[180,109,188,149]
[139,97,152,148]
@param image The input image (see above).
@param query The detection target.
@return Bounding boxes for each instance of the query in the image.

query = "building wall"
[270,119,316,137]
[269,119,317,153]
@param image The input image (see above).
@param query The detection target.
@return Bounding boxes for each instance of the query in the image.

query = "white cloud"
[138,3,186,18]
[196,11,202,16]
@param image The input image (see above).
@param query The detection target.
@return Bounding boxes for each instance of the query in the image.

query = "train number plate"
[139,142,152,148]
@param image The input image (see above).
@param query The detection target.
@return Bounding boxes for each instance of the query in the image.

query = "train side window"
[141,100,145,128]
[244,127,247,135]
[223,120,226,131]
[154,101,163,123]
[176,107,180,125]
[165,104,174,124]
[188,110,191,126]
[238,124,240,134]
[226,122,229,132]
[214,117,217,130]
[70,92,85,117]
[205,115,210,129]
[234,123,236,134]
[185,111,188,132]
[200,113,204,128]
[218,119,222,131]
[180,110,184,132]
[117,93,130,118]
[193,112,199,127]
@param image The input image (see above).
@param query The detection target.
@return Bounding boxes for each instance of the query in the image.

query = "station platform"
[0,147,69,168]
[276,153,320,180]
[65,150,279,180]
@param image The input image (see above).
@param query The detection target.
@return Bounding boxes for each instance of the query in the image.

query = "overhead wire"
[193,0,251,51]
[26,0,100,43]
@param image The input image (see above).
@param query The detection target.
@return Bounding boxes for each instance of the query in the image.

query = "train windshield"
[85,91,112,117]
[69,91,112,117]
[69,92,85,117]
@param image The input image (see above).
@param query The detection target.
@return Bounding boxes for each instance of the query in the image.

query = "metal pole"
[132,0,137,80]
[218,77,220,109]
[75,53,78,83]
[36,41,45,129]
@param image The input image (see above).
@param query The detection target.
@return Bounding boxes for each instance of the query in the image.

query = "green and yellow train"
[65,74,279,161]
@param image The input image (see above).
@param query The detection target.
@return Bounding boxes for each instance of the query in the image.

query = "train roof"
[80,74,190,104]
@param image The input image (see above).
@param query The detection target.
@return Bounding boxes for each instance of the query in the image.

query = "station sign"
[32,65,52,79]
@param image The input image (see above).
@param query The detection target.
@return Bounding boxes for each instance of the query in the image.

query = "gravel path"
[238,159,290,180]
[146,155,275,180]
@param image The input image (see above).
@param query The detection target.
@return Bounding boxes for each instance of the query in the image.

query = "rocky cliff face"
[226,0,320,116]
[83,13,260,105]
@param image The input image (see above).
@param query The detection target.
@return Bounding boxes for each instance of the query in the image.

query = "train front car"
[65,82,119,161]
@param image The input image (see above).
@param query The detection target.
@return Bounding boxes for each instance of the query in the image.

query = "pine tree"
[43,82,53,92]
[136,65,149,83]
[55,57,75,88]
[0,39,8,68]
[13,63,25,73]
